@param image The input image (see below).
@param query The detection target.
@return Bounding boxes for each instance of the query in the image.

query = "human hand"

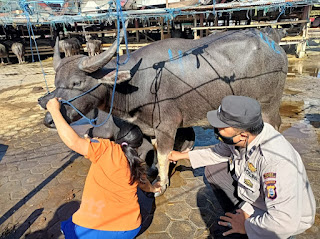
[218,209,249,236]
[152,181,162,194]
[46,97,61,113]
[168,150,184,164]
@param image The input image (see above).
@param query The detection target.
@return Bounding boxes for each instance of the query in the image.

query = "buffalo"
[11,42,25,64]
[0,43,10,64]
[59,38,81,57]
[38,25,288,194]
[86,39,102,57]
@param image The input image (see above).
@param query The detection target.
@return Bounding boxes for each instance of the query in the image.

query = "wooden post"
[21,25,26,39]
[166,0,169,8]
[160,17,164,40]
[296,6,311,58]
[214,14,218,26]
[193,15,198,39]
[205,17,209,37]
[167,19,171,38]
[135,19,140,42]
[200,13,204,38]
[227,13,230,27]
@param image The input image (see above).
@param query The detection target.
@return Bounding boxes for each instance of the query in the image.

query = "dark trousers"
[205,163,248,239]
[205,162,243,213]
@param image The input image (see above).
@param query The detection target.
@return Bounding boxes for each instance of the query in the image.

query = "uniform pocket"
[237,173,260,203]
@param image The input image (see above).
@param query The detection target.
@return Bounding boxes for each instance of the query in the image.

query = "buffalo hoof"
[153,180,168,197]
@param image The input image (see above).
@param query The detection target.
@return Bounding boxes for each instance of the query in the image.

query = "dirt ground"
[0,51,319,238]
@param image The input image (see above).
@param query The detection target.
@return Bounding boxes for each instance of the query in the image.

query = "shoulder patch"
[263,172,276,179]
[265,180,277,200]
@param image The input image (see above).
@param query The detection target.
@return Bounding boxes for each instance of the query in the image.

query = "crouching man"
[169,95,315,239]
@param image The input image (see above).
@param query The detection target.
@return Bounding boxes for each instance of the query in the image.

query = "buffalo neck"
[103,84,129,118]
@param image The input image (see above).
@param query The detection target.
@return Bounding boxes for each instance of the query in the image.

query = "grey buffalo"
[0,43,10,64]
[86,39,102,57]
[59,38,81,57]
[11,42,25,64]
[38,27,288,193]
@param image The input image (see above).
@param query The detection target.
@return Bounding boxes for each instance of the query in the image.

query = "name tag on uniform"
[244,161,258,181]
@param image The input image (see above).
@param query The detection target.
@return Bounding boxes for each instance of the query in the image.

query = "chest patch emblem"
[248,162,257,172]
[244,179,253,188]
[265,180,277,200]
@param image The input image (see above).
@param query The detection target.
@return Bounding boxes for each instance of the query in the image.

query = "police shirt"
[188,123,316,239]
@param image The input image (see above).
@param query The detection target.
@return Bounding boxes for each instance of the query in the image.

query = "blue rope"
[275,3,293,22]
[116,0,130,65]
[62,84,102,103]
[59,99,98,125]
[19,0,50,93]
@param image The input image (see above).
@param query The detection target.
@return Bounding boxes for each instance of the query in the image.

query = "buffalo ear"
[98,70,131,85]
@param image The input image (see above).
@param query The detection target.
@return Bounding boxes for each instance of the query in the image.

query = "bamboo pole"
[160,17,164,40]
[200,13,204,38]
[67,26,162,35]
[191,20,308,30]
[135,19,140,42]
[193,16,198,39]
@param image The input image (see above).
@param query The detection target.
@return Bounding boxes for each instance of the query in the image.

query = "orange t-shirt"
[72,138,141,231]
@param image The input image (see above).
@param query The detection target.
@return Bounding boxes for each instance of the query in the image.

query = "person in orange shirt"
[47,98,161,239]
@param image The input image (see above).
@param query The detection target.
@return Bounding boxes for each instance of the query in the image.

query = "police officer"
[168,95,315,239]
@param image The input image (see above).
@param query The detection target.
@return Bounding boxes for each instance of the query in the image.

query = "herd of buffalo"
[0,36,102,64]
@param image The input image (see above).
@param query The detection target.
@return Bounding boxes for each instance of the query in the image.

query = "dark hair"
[115,124,146,185]
[238,121,264,135]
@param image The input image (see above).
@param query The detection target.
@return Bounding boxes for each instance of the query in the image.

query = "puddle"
[306,114,320,128]
[280,101,305,118]
[305,113,320,143]
[288,62,320,78]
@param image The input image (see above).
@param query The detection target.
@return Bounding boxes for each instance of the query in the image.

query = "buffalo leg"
[154,128,177,196]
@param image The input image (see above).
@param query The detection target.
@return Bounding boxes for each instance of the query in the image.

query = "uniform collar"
[244,123,269,159]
